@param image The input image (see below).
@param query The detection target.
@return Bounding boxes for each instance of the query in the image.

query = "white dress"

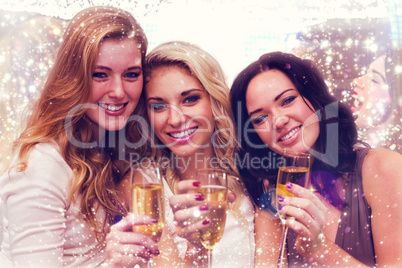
[0,143,106,267]
[163,179,255,268]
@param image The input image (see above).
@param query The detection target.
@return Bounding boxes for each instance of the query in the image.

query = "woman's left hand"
[277,183,327,255]
[105,214,160,267]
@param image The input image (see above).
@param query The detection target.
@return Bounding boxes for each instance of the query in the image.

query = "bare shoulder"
[362,148,402,174]
[362,148,402,206]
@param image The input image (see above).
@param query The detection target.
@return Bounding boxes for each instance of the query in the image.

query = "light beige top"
[0,143,106,267]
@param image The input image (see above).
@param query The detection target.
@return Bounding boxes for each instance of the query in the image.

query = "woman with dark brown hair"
[230,51,402,267]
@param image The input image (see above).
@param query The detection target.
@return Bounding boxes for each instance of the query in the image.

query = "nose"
[108,78,125,99]
[273,114,289,130]
[167,105,185,127]
[353,76,365,91]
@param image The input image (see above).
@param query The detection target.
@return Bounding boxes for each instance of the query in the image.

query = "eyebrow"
[181,88,203,96]
[94,65,142,71]
[146,88,203,103]
[248,88,294,117]
[372,69,386,83]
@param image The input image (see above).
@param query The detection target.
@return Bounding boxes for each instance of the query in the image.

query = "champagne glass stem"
[207,249,212,268]
[278,225,288,268]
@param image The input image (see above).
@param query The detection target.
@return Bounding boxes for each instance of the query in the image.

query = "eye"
[92,72,107,79]
[251,114,268,125]
[125,71,141,79]
[282,96,296,106]
[371,75,384,85]
[371,78,380,84]
[183,95,200,104]
[149,103,168,111]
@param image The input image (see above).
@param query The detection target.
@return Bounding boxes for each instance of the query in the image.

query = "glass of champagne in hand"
[195,168,228,268]
[276,151,311,268]
[130,161,165,267]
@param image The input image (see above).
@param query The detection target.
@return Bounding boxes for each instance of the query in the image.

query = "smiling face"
[353,54,391,128]
[246,69,320,155]
[145,66,214,158]
[85,37,143,134]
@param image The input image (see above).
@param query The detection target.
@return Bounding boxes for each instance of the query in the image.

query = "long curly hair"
[143,41,246,211]
[230,51,358,208]
[11,6,148,242]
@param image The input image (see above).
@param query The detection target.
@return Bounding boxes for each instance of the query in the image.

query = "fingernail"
[195,194,205,201]
[278,196,285,202]
[202,219,210,225]
[155,250,160,256]
[193,181,201,187]
[286,182,293,189]
[152,220,158,224]
[278,204,282,210]
[199,204,209,211]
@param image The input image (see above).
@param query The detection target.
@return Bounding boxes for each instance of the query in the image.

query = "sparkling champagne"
[197,185,227,250]
[276,166,309,222]
[131,183,165,242]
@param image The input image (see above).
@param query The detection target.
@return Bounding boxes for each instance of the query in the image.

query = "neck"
[175,149,215,181]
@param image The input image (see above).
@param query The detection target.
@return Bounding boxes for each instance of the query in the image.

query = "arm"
[279,183,370,267]
[289,148,402,267]
[254,209,282,267]
[1,145,70,266]
[362,148,402,267]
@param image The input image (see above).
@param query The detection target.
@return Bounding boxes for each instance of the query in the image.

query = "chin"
[103,121,128,132]
[170,148,198,157]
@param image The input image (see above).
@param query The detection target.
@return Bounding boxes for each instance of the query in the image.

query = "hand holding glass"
[276,152,311,268]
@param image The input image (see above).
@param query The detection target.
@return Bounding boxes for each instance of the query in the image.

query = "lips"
[278,126,301,142]
[351,90,364,114]
[168,127,198,139]
[98,103,127,112]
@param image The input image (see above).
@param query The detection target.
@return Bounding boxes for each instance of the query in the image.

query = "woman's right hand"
[105,214,160,267]
[277,183,327,256]
[169,179,210,247]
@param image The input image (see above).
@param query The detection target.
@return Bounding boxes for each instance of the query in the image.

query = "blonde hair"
[143,41,246,210]
[11,6,147,242]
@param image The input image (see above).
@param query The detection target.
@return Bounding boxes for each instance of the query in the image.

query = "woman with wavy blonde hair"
[0,6,158,267]
[143,41,255,266]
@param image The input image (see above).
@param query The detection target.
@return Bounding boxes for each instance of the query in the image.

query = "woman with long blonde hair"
[0,6,158,267]
[143,41,255,267]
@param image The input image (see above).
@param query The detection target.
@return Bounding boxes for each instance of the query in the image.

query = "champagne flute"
[276,151,311,268]
[195,168,228,268]
[130,161,165,267]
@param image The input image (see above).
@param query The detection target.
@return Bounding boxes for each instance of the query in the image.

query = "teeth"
[280,126,300,141]
[98,103,125,111]
[170,128,197,139]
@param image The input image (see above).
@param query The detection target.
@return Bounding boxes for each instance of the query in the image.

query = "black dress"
[286,147,376,267]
